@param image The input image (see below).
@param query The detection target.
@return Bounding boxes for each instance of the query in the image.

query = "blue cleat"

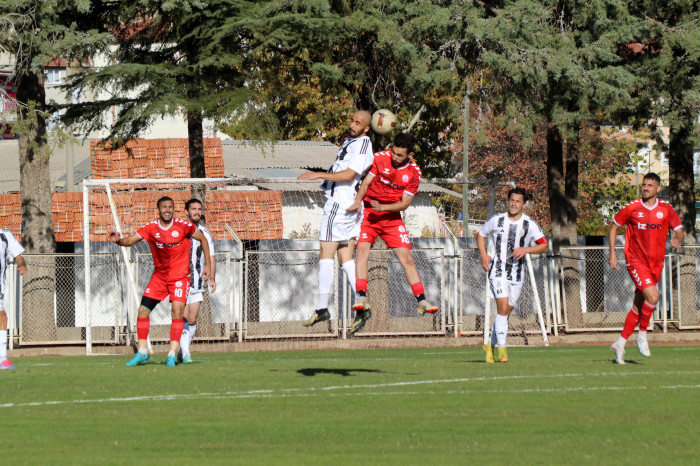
[166,355,177,367]
[125,352,150,367]
[182,354,193,365]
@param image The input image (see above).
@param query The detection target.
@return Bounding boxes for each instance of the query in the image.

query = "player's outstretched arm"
[608,221,619,270]
[298,168,358,182]
[109,231,142,247]
[192,229,211,281]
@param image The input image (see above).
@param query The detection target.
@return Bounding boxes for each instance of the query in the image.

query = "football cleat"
[483,343,494,364]
[165,355,177,367]
[126,351,150,367]
[0,359,16,370]
[417,299,439,315]
[182,354,193,365]
[497,346,508,363]
[611,340,626,365]
[636,336,651,357]
[177,348,184,363]
[304,308,331,327]
[352,296,370,312]
[349,310,372,335]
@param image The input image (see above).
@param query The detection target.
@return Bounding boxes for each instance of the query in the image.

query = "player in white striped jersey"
[0,230,27,370]
[179,199,216,364]
[477,188,548,363]
[297,111,374,327]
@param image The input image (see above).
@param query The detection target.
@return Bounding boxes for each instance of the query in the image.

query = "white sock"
[168,349,176,358]
[139,347,148,355]
[637,330,647,340]
[188,323,197,347]
[341,260,357,293]
[495,315,508,347]
[317,259,334,309]
[489,323,498,346]
[180,322,191,354]
[0,329,7,360]
[615,336,627,347]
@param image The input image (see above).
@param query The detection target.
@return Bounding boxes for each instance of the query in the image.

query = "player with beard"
[298,111,374,328]
[346,132,438,335]
[110,196,211,367]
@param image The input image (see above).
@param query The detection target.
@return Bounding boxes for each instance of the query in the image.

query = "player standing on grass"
[298,111,373,328]
[0,230,27,370]
[477,188,548,363]
[346,132,438,335]
[109,196,211,367]
[178,199,216,364]
[608,173,683,364]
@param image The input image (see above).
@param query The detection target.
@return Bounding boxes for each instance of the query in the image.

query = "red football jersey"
[364,151,422,204]
[613,199,681,264]
[137,218,197,278]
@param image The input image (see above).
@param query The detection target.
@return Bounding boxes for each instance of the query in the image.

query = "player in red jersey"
[109,196,211,367]
[346,133,438,334]
[608,173,683,364]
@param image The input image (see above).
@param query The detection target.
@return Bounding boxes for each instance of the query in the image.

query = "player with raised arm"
[110,196,211,367]
[298,111,373,328]
[0,230,27,369]
[608,173,683,364]
[346,132,438,335]
[477,188,548,363]
[178,199,216,364]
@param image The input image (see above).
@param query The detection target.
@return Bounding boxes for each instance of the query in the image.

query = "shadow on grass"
[297,368,385,377]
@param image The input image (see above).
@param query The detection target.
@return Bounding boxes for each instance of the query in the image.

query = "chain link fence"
[674,246,700,329]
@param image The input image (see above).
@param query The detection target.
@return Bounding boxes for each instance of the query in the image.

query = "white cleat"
[611,340,626,365]
[636,336,651,357]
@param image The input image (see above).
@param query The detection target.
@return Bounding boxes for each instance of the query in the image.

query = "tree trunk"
[564,134,580,243]
[16,69,55,254]
[546,125,568,252]
[187,108,206,202]
[668,122,697,244]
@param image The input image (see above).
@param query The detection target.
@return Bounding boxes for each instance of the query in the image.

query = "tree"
[471,0,641,250]
[1,1,112,252]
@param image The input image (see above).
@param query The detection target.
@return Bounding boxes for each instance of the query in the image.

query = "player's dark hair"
[643,172,661,185]
[393,132,415,153]
[185,198,202,210]
[508,187,529,203]
[156,196,174,208]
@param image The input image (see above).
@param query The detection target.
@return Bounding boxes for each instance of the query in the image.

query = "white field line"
[2,371,699,409]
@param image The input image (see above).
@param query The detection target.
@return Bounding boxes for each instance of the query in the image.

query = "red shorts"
[358,210,412,249]
[143,274,190,303]
[626,260,663,292]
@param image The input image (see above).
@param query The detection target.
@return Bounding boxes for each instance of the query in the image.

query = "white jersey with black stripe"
[189,224,214,293]
[478,213,545,283]
[0,230,24,300]
[320,136,373,209]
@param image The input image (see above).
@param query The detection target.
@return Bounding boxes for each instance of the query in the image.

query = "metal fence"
[5,242,700,352]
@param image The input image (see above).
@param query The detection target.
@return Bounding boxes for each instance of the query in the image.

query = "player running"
[109,196,211,367]
[178,199,216,364]
[0,230,27,370]
[477,188,548,363]
[298,110,374,328]
[608,173,683,364]
[346,132,438,335]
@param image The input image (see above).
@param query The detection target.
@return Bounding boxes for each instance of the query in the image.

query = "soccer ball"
[371,109,397,135]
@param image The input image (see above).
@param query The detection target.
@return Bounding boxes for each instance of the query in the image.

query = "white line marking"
[2,370,698,409]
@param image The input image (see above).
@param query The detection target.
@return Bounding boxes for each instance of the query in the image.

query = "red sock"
[170,318,185,342]
[411,282,425,297]
[639,301,655,331]
[137,317,150,340]
[620,309,639,340]
[356,279,367,293]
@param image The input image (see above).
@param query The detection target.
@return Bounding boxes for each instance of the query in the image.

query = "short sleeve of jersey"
[183,221,197,239]
[202,227,215,256]
[404,164,421,196]
[346,137,373,175]
[667,204,682,230]
[6,234,24,258]
[529,220,547,243]
[478,216,497,237]
[368,155,381,178]
[613,203,632,227]
[137,223,152,242]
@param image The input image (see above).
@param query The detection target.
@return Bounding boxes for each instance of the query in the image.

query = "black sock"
[415,294,425,302]
[358,290,367,297]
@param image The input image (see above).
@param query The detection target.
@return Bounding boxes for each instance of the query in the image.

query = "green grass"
[1,346,699,465]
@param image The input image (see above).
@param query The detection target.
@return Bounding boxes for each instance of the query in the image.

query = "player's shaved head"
[349,111,371,138]
[355,110,371,127]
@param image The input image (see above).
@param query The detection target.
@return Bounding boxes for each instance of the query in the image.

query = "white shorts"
[318,200,362,243]
[187,290,204,305]
[488,278,523,307]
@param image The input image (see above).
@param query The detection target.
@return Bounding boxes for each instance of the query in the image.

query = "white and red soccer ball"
[371,109,397,135]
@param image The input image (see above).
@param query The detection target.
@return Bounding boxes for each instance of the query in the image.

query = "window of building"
[45,68,62,85]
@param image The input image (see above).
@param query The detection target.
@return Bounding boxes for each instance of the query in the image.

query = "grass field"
[1,345,699,465]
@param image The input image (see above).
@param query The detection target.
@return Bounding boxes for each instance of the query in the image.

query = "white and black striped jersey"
[189,224,215,293]
[478,213,546,283]
[320,136,373,209]
[0,230,24,299]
